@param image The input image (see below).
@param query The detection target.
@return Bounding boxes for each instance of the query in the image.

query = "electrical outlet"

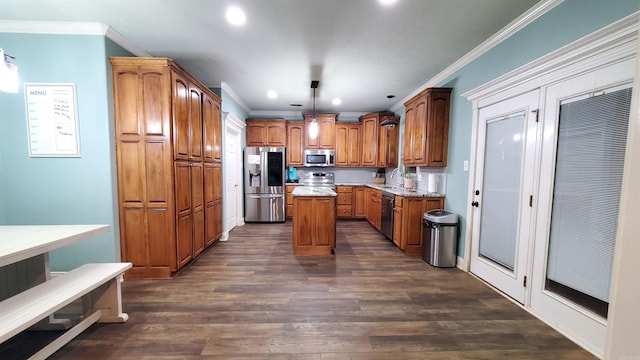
[417,174,422,180]
[371,172,376,178]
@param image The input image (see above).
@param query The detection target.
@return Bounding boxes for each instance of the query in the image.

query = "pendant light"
[309,80,319,139]
[380,94,399,128]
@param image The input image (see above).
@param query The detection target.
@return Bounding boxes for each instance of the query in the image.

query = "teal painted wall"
[435,0,640,258]
[1,0,637,269]
[0,33,131,271]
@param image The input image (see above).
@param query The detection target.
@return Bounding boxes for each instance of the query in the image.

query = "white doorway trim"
[221,111,245,241]
[462,13,639,358]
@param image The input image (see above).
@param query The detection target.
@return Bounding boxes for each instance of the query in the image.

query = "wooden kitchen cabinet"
[111,57,223,279]
[304,114,336,149]
[377,113,400,168]
[336,185,354,218]
[285,185,296,218]
[366,188,382,231]
[204,162,222,247]
[359,111,399,168]
[360,113,378,167]
[354,186,366,218]
[286,121,304,166]
[335,122,362,167]
[393,196,444,255]
[403,88,451,167]
[203,92,222,163]
[246,119,287,147]
[292,195,336,255]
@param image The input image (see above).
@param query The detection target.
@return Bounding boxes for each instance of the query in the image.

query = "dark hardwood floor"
[11,221,596,359]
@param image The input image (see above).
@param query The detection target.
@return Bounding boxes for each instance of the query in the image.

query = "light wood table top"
[0,224,109,267]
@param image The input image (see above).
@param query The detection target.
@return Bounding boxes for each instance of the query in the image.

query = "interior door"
[224,123,240,232]
[469,90,539,304]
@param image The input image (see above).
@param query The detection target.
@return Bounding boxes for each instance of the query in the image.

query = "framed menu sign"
[24,83,80,157]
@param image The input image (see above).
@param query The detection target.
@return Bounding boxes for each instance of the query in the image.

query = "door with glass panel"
[530,59,634,356]
[469,90,539,304]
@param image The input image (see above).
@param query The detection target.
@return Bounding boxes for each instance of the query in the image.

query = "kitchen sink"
[380,185,402,189]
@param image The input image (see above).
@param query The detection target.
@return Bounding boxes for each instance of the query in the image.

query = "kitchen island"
[291,186,337,255]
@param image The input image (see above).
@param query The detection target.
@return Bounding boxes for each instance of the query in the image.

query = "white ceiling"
[1,0,541,116]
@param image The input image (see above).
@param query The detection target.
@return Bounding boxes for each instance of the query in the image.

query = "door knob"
[471,201,479,207]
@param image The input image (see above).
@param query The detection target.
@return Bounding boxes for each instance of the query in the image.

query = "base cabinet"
[285,185,296,218]
[354,187,366,218]
[393,196,444,255]
[292,196,336,255]
[366,188,382,231]
[336,186,354,218]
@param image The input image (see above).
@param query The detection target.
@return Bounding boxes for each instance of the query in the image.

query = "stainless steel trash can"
[422,210,458,267]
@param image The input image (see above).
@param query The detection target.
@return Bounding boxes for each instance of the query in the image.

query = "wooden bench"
[0,262,132,359]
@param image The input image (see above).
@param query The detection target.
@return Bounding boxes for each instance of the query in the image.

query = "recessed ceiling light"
[379,0,397,5]
[332,98,342,105]
[267,90,278,99]
[226,6,246,25]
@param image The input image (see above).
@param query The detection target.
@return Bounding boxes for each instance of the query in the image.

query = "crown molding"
[392,0,564,110]
[0,20,150,56]
[462,11,639,106]
[104,26,150,57]
[219,81,251,114]
[248,110,367,119]
[0,20,106,34]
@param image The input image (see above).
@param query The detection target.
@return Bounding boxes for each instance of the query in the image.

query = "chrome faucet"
[390,167,403,187]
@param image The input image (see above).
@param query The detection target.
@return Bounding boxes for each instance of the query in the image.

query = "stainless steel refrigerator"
[244,147,286,222]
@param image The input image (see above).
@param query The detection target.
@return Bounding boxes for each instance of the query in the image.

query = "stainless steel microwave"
[304,149,335,167]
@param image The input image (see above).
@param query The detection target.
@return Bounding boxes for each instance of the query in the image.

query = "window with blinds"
[545,86,632,318]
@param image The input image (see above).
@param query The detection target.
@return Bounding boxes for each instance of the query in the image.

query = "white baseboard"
[456,256,468,272]
[220,232,229,242]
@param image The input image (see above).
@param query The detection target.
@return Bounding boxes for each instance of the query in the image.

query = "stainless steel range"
[302,171,335,190]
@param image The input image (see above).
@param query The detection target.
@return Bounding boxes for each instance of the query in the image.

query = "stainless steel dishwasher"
[380,191,394,240]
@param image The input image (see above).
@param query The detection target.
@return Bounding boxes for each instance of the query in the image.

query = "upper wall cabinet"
[304,114,336,150]
[359,113,378,167]
[377,112,400,168]
[287,120,304,166]
[358,111,399,168]
[403,88,451,167]
[246,119,287,147]
[203,92,222,163]
[335,122,361,167]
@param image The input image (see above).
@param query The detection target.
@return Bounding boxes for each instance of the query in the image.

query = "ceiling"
[1,0,541,115]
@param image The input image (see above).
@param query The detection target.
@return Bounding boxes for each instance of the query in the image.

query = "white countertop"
[292,187,337,197]
[365,184,444,198]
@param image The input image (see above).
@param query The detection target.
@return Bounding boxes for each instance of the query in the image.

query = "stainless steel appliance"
[381,191,394,240]
[244,147,286,222]
[304,149,335,167]
[301,171,335,190]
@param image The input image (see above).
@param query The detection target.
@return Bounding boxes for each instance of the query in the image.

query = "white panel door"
[530,59,635,357]
[224,124,241,232]
[469,90,539,304]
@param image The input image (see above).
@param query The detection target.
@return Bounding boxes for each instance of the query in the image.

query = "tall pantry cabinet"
[110,57,223,279]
